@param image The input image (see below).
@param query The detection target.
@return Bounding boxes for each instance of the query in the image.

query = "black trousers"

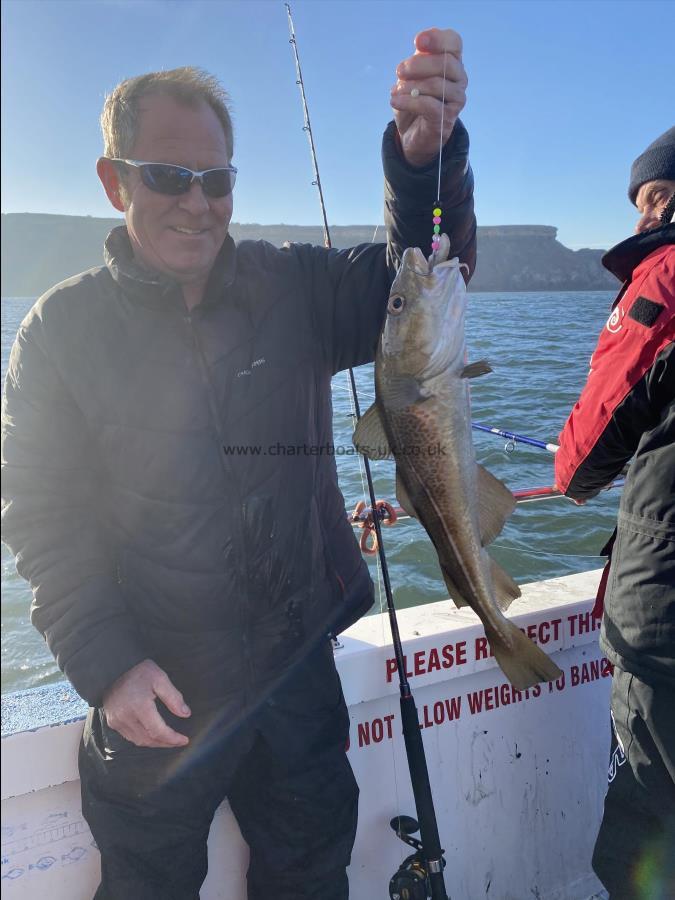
[592,666,675,900]
[79,642,359,899]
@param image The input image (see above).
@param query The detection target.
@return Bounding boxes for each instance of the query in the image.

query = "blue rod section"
[472,422,559,453]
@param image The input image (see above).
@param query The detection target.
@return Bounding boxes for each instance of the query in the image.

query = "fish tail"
[487,621,563,690]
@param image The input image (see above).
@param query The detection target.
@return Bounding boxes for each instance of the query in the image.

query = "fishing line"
[428,51,449,268]
[342,373,388,617]
[491,543,607,561]
[340,378,369,522]
[332,376,389,622]
[435,53,448,219]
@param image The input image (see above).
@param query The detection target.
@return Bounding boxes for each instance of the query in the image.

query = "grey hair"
[100,66,234,161]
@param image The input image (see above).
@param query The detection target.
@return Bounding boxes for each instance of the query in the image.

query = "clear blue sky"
[2,0,673,249]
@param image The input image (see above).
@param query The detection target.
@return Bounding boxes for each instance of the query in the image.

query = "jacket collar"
[602,222,675,283]
[104,225,237,309]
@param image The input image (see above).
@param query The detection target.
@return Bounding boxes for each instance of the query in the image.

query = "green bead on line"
[433,224,441,234]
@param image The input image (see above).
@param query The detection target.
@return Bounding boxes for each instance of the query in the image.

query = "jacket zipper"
[184,312,254,701]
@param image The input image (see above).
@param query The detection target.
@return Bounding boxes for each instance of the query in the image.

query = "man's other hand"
[102,659,192,748]
[390,27,467,168]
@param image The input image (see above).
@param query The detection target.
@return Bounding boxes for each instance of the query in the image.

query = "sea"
[1,291,620,695]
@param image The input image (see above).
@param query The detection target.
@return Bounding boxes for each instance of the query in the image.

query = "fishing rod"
[472,422,559,453]
[334,382,560,455]
[284,6,449,899]
[513,479,625,503]
[350,478,625,518]
[349,479,625,552]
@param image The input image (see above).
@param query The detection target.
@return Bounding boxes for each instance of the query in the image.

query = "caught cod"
[354,234,562,690]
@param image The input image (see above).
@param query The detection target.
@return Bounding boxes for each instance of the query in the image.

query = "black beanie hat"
[628,126,675,205]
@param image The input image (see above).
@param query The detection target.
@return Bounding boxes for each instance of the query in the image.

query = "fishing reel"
[388,816,446,900]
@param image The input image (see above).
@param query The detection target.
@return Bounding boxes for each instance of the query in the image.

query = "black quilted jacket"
[2,121,476,709]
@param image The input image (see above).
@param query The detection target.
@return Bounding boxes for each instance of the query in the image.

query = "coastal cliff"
[1,214,618,296]
[469,225,617,291]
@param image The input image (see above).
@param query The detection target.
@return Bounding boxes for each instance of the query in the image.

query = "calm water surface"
[1,291,619,694]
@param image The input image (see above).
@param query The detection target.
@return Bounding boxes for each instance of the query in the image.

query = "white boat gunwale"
[2,569,610,900]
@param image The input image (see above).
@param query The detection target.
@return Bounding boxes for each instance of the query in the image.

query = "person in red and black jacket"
[555,126,675,900]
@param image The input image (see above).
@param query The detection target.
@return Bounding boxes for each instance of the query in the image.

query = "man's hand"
[102,659,192,748]
[552,482,586,506]
[390,28,467,168]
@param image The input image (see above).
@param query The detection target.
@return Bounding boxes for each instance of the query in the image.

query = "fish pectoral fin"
[353,403,392,460]
[487,621,563,690]
[395,469,419,519]
[461,359,493,379]
[440,564,471,609]
[477,464,517,546]
[484,551,521,610]
[386,374,427,409]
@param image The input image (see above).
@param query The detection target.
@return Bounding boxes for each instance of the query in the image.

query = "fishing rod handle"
[400,694,449,900]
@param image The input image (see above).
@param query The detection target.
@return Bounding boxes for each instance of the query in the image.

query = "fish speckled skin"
[354,235,562,689]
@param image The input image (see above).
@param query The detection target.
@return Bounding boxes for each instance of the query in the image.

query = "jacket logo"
[606,305,624,334]
[236,357,266,378]
[607,709,627,783]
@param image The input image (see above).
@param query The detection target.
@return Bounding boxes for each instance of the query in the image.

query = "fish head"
[381,233,467,380]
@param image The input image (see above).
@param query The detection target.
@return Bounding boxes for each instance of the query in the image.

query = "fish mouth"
[428,232,452,271]
[403,235,456,276]
[403,246,432,275]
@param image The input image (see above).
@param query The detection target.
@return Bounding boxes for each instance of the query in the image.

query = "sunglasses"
[110,159,237,199]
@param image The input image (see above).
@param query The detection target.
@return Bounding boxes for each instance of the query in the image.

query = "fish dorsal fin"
[461,359,492,379]
[395,468,419,519]
[353,403,392,460]
[476,464,516,546]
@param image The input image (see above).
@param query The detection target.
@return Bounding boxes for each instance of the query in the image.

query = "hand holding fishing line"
[390,27,467,168]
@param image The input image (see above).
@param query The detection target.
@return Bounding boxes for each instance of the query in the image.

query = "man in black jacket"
[2,28,476,900]
[555,127,674,900]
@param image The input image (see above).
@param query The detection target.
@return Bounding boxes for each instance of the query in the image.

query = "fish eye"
[388,295,405,314]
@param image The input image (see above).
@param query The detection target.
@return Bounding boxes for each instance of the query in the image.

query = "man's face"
[121,93,233,284]
[634,179,675,234]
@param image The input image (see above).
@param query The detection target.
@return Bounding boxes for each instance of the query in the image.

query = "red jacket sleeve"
[555,245,675,500]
